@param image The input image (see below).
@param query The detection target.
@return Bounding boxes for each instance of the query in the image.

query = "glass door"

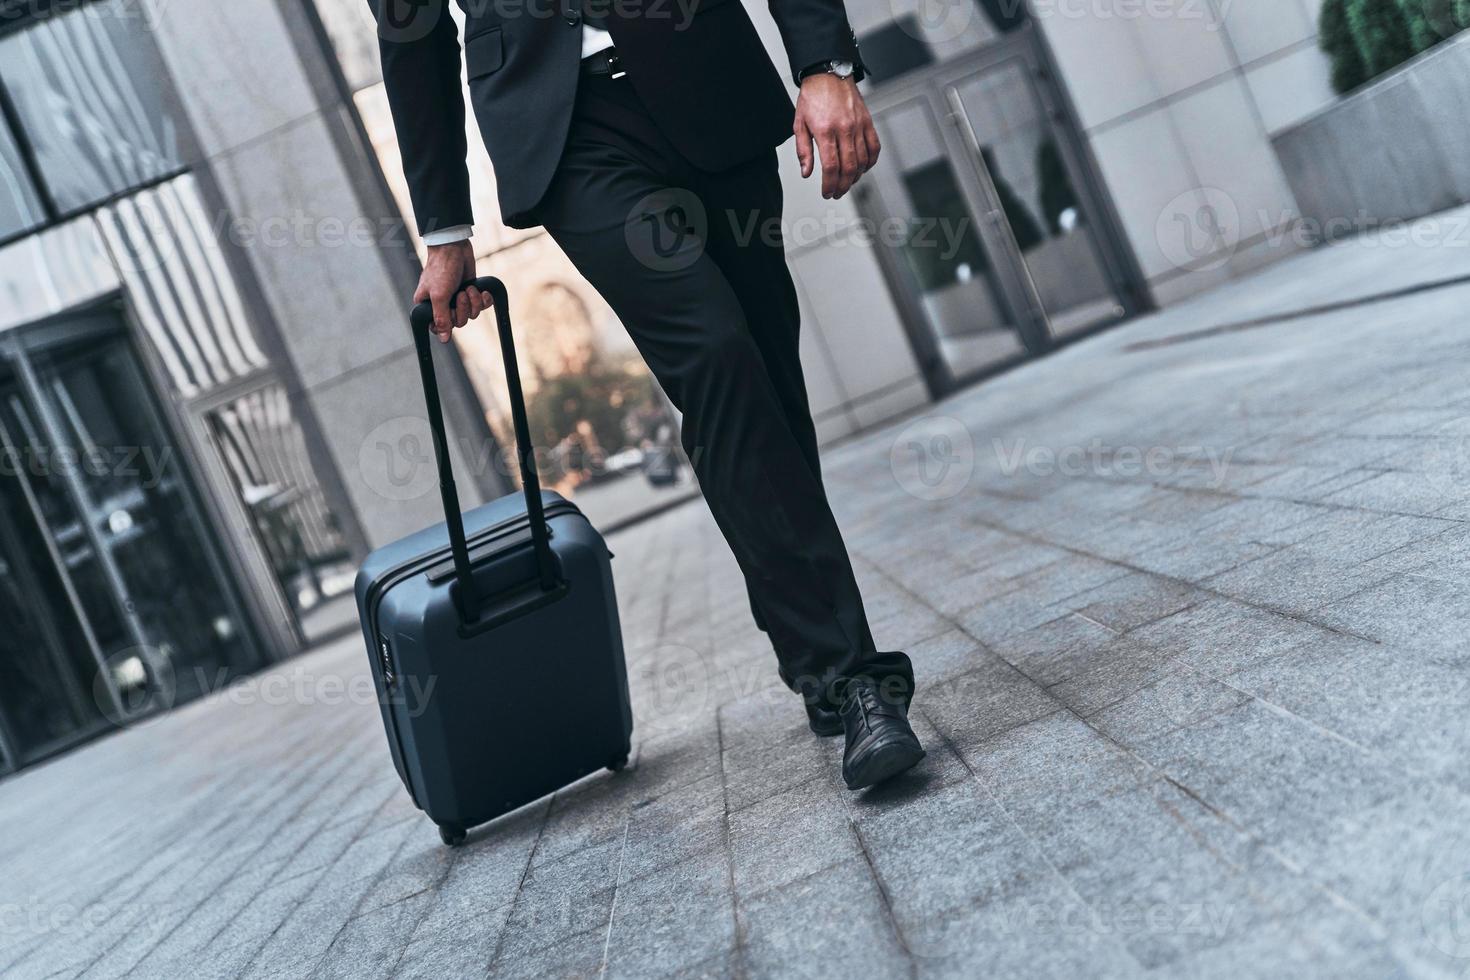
[0,397,113,768]
[0,313,259,770]
[945,53,1128,341]
[859,96,1038,387]
[860,26,1138,392]
[21,328,255,704]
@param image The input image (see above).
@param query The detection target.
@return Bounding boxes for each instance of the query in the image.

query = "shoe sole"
[844,736,926,790]
[808,718,844,738]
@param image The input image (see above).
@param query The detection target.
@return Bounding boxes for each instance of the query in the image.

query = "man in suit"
[368,0,923,789]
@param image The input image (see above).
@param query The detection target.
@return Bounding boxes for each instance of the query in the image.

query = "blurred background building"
[0,0,1457,772]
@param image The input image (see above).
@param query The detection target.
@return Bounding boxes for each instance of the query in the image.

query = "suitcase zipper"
[379,639,395,691]
[365,499,579,637]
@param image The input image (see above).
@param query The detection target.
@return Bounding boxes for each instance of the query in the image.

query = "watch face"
[831,61,855,79]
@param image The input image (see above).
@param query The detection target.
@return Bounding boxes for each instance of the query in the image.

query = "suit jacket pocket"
[465,28,504,80]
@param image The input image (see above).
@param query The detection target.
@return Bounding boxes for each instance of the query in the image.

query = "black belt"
[580,47,626,79]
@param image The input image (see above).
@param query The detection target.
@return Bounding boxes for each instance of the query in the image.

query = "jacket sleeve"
[364,0,473,236]
[765,0,864,85]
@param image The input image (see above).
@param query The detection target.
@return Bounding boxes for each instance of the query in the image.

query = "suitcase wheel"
[606,752,629,773]
[438,822,468,847]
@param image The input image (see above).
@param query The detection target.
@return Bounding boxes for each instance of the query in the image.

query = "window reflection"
[856,0,1030,83]
[0,121,45,238]
[0,0,184,214]
[205,382,358,645]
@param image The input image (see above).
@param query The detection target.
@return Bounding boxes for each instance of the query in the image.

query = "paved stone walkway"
[7,211,1470,978]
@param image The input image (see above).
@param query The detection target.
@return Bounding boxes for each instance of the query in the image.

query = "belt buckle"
[607,51,626,79]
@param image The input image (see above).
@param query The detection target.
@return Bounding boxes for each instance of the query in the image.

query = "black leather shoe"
[839,679,925,790]
[805,701,843,737]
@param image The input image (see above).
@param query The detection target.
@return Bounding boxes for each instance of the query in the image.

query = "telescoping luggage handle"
[409,276,559,624]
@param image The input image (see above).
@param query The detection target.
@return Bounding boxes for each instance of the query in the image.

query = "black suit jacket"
[368,0,862,230]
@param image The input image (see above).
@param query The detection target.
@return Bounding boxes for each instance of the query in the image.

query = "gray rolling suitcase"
[355,276,633,847]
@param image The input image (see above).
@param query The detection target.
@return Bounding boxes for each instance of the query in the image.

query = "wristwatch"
[798,60,858,83]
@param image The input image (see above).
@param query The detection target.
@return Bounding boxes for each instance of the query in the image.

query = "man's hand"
[416,240,490,344]
[793,73,881,200]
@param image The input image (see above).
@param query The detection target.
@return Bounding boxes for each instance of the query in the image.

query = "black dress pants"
[531,71,914,710]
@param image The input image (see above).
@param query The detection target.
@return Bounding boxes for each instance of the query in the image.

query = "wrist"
[794,47,864,86]
[423,224,473,248]
[799,71,856,96]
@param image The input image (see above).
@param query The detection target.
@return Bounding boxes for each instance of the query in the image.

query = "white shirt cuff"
[423,225,473,246]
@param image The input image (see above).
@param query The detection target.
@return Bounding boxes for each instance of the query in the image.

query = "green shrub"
[1448,0,1470,31]
[1321,0,1371,93]
[1037,141,1079,236]
[1398,0,1441,49]
[1325,0,1470,94]
[1398,0,1466,49]
[1346,0,1418,78]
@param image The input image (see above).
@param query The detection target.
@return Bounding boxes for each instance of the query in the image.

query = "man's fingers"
[864,121,882,168]
[850,127,871,176]
[430,290,452,342]
[465,287,485,320]
[839,129,863,197]
[829,131,857,199]
[794,116,814,178]
[817,132,840,198]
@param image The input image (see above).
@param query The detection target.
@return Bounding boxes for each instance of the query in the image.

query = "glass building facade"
[0,0,361,773]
